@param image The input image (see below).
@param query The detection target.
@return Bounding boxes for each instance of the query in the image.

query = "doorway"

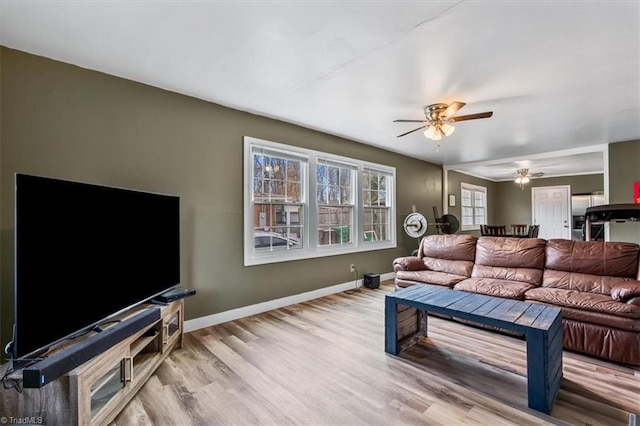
[532,186,571,240]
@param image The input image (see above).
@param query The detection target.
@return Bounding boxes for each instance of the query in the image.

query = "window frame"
[460,182,487,231]
[244,136,396,266]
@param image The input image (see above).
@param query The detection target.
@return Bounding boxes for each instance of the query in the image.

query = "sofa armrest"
[611,282,640,302]
[393,256,426,273]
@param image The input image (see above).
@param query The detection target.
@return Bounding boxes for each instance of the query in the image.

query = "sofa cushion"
[542,269,637,295]
[420,234,476,261]
[423,257,474,277]
[472,264,542,286]
[395,270,467,288]
[475,237,546,269]
[454,278,535,299]
[545,239,640,278]
[525,287,640,319]
[541,304,640,332]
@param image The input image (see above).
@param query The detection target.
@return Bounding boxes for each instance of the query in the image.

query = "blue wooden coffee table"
[385,285,563,414]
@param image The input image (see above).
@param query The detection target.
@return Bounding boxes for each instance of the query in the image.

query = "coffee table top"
[388,284,561,333]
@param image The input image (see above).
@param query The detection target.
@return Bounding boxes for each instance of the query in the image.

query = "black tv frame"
[10,173,181,364]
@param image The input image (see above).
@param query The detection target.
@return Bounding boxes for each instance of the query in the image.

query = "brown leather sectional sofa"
[393,234,640,366]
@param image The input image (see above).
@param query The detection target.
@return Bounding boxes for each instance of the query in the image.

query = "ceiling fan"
[393,101,493,147]
[514,168,544,189]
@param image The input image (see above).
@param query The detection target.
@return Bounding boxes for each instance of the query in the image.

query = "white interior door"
[532,186,571,240]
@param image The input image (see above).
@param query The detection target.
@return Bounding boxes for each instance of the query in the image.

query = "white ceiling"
[1,1,638,180]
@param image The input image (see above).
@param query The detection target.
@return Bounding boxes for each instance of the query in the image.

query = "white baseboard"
[184,272,394,333]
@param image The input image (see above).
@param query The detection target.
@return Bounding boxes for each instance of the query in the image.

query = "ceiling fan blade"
[441,101,466,118]
[530,172,545,177]
[397,125,426,138]
[393,119,427,123]
[450,111,493,122]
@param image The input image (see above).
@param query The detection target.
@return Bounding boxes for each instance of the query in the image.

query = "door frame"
[531,185,571,239]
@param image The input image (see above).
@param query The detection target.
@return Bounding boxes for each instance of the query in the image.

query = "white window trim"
[460,182,487,231]
[244,136,396,266]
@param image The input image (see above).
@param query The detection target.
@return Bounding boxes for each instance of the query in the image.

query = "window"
[317,158,356,246]
[251,148,306,253]
[362,168,392,243]
[244,137,396,265]
[461,183,486,231]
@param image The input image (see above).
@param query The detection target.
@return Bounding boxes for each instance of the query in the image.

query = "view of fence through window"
[363,168,391,242]
[317,159,355,246]
[252,152,304,251]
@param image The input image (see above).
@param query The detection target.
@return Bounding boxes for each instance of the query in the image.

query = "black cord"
[1,367,22,392]
[345,266,361,294]
[1,356,44,393]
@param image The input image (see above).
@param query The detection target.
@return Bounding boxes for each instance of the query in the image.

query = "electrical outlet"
[350,264,355,272]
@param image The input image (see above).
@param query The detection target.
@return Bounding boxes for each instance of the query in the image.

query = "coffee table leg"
[526,319,563,414]
[385,296,399,355]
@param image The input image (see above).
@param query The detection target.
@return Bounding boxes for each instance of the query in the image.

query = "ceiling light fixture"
[423,121,455,145]
[394,102,493,150]
[514,168,531,190]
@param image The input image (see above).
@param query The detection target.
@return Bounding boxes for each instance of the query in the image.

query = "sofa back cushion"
[543,239,640,294]
[471,237,547,285]
[419,234,476,277]
[545,239,639,277]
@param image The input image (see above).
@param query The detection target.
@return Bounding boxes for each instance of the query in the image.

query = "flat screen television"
[12,173,180,361]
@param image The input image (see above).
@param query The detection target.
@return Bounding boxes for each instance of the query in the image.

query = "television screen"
[13,173,180,360]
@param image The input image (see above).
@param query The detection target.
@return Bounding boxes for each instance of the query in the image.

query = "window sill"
[244,240,397,266]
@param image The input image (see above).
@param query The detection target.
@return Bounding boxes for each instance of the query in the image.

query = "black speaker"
[22,307,161,388]
[364,273,380,289]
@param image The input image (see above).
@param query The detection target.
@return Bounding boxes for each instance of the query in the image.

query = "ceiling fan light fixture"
[394,101,492,149]
[515,168,531,189]
[441,122,455,136]
[424,125,441,141]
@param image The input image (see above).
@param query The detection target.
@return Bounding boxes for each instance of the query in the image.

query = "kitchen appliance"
[571,193,605,240]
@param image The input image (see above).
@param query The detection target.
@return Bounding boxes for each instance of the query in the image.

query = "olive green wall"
[446,171,497,237]
[494,174,604,226]
[0,47,442,349]
[608,139,640,243]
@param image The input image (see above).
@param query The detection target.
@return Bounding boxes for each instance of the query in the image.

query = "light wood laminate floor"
[113,281,639,425]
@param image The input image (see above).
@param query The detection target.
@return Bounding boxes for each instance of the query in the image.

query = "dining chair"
[480,225,489,236]
[486,225,506,236]
[511,224,528,236]
[528,224,540,238]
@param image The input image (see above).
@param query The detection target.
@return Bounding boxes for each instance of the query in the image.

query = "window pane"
[318,206,353,246]
[269,180,285,199]
[286,182,301,203]
[340,186,351,204]
[461,189,472,206]
[271,157,285,180]
[286,160,300,183]
[362,170,370,189]
[461,206,474,226]
[328,166,339,186]
[339,168,351,187]
[364,207,390,242]
[329,186,339,203]
[253,204,303,252]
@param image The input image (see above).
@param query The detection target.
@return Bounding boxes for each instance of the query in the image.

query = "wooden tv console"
[1,299,184,426]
